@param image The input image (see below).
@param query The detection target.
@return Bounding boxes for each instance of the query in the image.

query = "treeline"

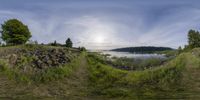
[112,28,200,54]
[48,38,72,47]
[178,29,200,53]
[111,46,173,53]
[186,29,200,49]
[0,19,82,49]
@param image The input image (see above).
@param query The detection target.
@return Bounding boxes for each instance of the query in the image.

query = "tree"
[188,29,200,48]
[51,40,57,46]
[1,19,31,45]
[65,38,72,48]
[177,46,182,54]
[34,40,38,45]
[78,46,86,51]
[28,40,38,44]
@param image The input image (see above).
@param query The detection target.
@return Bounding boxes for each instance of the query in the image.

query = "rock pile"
[31,49,71,69]
[8,48,75,70]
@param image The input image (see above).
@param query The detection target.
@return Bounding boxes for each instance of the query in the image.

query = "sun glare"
[95,36,104,44]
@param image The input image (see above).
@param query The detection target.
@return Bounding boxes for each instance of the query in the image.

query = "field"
[0,45,199,99]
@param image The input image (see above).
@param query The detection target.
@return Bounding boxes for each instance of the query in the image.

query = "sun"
[95,36,104,44]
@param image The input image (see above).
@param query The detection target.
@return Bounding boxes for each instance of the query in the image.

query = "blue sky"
[0,0,200,49]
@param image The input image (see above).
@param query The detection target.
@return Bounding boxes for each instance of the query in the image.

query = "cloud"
[0,0,200,49]
[137,7,200,48]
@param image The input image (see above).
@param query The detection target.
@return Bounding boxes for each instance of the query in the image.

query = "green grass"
[86,52,196,99]
[0,51,91,100]
[0,56,81,83]
[0,46,199,99]
[33,56,82,83]
[156,50,178,57]
[111,57,168,70]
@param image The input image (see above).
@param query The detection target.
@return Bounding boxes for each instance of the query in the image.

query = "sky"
[0,0,200,50]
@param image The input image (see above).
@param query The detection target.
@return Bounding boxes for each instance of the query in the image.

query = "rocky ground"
[0,45,80,73]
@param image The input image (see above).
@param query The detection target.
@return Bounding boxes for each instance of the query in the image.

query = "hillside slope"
[86,49,200,99]
[0,45,199,99]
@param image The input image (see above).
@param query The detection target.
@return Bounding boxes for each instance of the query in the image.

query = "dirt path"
[63,56,89,99]
[180,54,200,99]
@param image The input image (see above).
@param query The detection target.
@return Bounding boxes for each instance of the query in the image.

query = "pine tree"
[65,38,73,48]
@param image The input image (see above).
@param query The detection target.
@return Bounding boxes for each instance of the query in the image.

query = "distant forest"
[111,46,174,53]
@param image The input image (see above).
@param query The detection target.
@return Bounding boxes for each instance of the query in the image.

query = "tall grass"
[86,53,187,98]
[0,54,83,83]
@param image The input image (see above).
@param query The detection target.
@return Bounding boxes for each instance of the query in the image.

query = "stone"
[9,54,18,65]
[6,47,74,70]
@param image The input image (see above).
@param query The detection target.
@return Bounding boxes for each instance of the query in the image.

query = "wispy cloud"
[0,0,200,49]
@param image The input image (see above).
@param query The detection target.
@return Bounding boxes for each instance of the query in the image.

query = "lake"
[99,51,166,59]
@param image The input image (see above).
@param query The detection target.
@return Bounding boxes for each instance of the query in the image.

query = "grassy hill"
[0,45,199,99]
[87,49,200,99]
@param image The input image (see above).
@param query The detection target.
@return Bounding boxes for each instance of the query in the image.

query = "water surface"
[100,51,166,59]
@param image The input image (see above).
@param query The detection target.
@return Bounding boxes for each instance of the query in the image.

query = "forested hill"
[111,46,174,53]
